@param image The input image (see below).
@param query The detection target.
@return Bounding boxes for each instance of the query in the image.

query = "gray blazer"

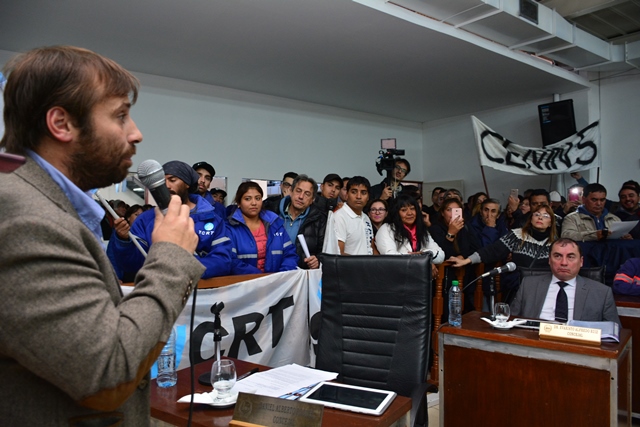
[0,158,205,426]
[511,273,621,327]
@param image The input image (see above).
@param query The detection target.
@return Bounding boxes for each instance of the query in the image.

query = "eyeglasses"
[394,165,408,174]
[533,212,551,219]
[281,182,292,188]
[370,208,387,213]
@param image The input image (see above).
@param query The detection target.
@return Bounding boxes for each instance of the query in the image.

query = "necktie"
[555,281,569,322]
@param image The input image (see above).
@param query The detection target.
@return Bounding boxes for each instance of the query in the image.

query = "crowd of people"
[102,155,640,308]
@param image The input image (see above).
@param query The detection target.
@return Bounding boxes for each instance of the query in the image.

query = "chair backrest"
[579,265,606,284]
[518,265,606,284]
[316,254,432,397]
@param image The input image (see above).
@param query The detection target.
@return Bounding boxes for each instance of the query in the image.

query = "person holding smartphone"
[429,198,477,312]
[449,204,559,304]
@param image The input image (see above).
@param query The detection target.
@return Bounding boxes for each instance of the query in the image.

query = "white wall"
[131,74,423,197]
[596,71,640,193]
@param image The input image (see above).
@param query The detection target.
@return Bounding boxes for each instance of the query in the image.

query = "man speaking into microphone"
[0,46,205,426]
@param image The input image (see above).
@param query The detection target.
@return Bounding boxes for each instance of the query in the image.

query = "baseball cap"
[323,173,342,184]
[192,161,216,177]
[210,187,227,198]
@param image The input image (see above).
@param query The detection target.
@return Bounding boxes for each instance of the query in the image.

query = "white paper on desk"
[234,363,337,398]
[608,220,638,239]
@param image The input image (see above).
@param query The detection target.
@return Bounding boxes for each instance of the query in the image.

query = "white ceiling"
[0,0,592,123]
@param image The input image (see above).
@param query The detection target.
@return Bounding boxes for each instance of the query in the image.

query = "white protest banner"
[307,269,323,367]
[472,116,600,175]
[123,269,314,372]
[175,269,310,369]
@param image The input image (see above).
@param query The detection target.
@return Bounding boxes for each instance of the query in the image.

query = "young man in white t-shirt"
[332,176,375,255]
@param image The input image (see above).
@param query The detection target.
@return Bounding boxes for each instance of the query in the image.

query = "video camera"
[376,138,405,176]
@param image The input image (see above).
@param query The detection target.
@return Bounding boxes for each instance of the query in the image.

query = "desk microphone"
[480,262,516,278]
[137,160,171,214]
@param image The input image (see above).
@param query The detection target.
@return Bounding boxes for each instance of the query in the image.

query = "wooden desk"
[438,312,632,427]
[150,358,412,427]
[616,294,640,419]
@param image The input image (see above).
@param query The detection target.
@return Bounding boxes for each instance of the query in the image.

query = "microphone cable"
[186,283,199,427]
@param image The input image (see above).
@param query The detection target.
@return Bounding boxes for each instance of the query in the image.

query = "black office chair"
[518,265,606,284]
[316,254,434,427]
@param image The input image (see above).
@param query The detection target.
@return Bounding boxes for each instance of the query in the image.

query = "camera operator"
[370,156,411,205]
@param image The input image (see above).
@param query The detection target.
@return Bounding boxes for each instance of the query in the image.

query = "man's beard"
[169,189,190,204]
[68,126,132,191]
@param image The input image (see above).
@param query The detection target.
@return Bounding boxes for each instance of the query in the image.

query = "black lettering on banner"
[505,150,527,169]
[191,321,229,364]
[530,150,547,170]
[268,296,295,348]
[228,312,264,358]
[557,143,573,168]
[575,139,598,165]
[480,130,505,164]
[543,148,555,170]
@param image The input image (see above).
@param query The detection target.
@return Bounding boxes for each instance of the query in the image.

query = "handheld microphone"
[137,160,171,214]
[480,262,517,278]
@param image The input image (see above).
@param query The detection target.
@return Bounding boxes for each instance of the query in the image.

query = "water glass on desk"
[494,303,510,327]
[211,359,237,399]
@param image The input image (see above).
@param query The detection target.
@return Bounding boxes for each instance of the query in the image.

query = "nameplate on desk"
[231,392,323,427]
[538,322,601,346]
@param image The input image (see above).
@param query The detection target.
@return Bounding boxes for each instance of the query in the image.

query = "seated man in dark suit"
[511,237,620,327]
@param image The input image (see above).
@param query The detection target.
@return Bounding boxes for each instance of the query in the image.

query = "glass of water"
[210,359,237,399]
[494,303,510,327]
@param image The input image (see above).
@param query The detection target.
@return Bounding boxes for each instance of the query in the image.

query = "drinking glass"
[494,303,510,326]
[210,359,237,399]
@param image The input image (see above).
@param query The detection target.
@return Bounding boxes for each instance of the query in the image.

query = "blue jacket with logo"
[201,191,226,220]
[225,206,299,275]
[111,194,232,279]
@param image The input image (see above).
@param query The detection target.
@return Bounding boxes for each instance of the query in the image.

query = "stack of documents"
[567,320,620,342]
[233,364,338,399]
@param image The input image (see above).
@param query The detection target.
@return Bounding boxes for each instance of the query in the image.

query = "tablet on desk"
[299,382,397,416]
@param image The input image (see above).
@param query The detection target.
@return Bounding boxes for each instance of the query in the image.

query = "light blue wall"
[129,74,424,196]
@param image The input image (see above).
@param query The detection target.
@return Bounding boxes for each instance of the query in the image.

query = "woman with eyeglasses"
[368,199,389,236]
[449,204,558,301]
[375,194,444,262]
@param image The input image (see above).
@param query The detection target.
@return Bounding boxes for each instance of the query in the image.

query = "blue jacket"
[111,194,232,279]
[613,257,640,296]
[225,206,299,274]
[201,192,226,219]
[469,213,509,250]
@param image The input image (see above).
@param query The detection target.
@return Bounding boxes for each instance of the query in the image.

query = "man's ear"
[45,107,78,143]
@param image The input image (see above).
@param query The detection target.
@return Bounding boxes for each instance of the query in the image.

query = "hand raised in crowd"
[563,200,580,214]
[448,216,464,235]
[482,210,497,228]
[113,217,131,240]
[282,184,292,198]
[422,211,431,227]
[304,255,320,269]
[152,195,199,254]
[570,172,582,180]
[507,194,519,214]
[448,255,471,268]
[380,183,393,201]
